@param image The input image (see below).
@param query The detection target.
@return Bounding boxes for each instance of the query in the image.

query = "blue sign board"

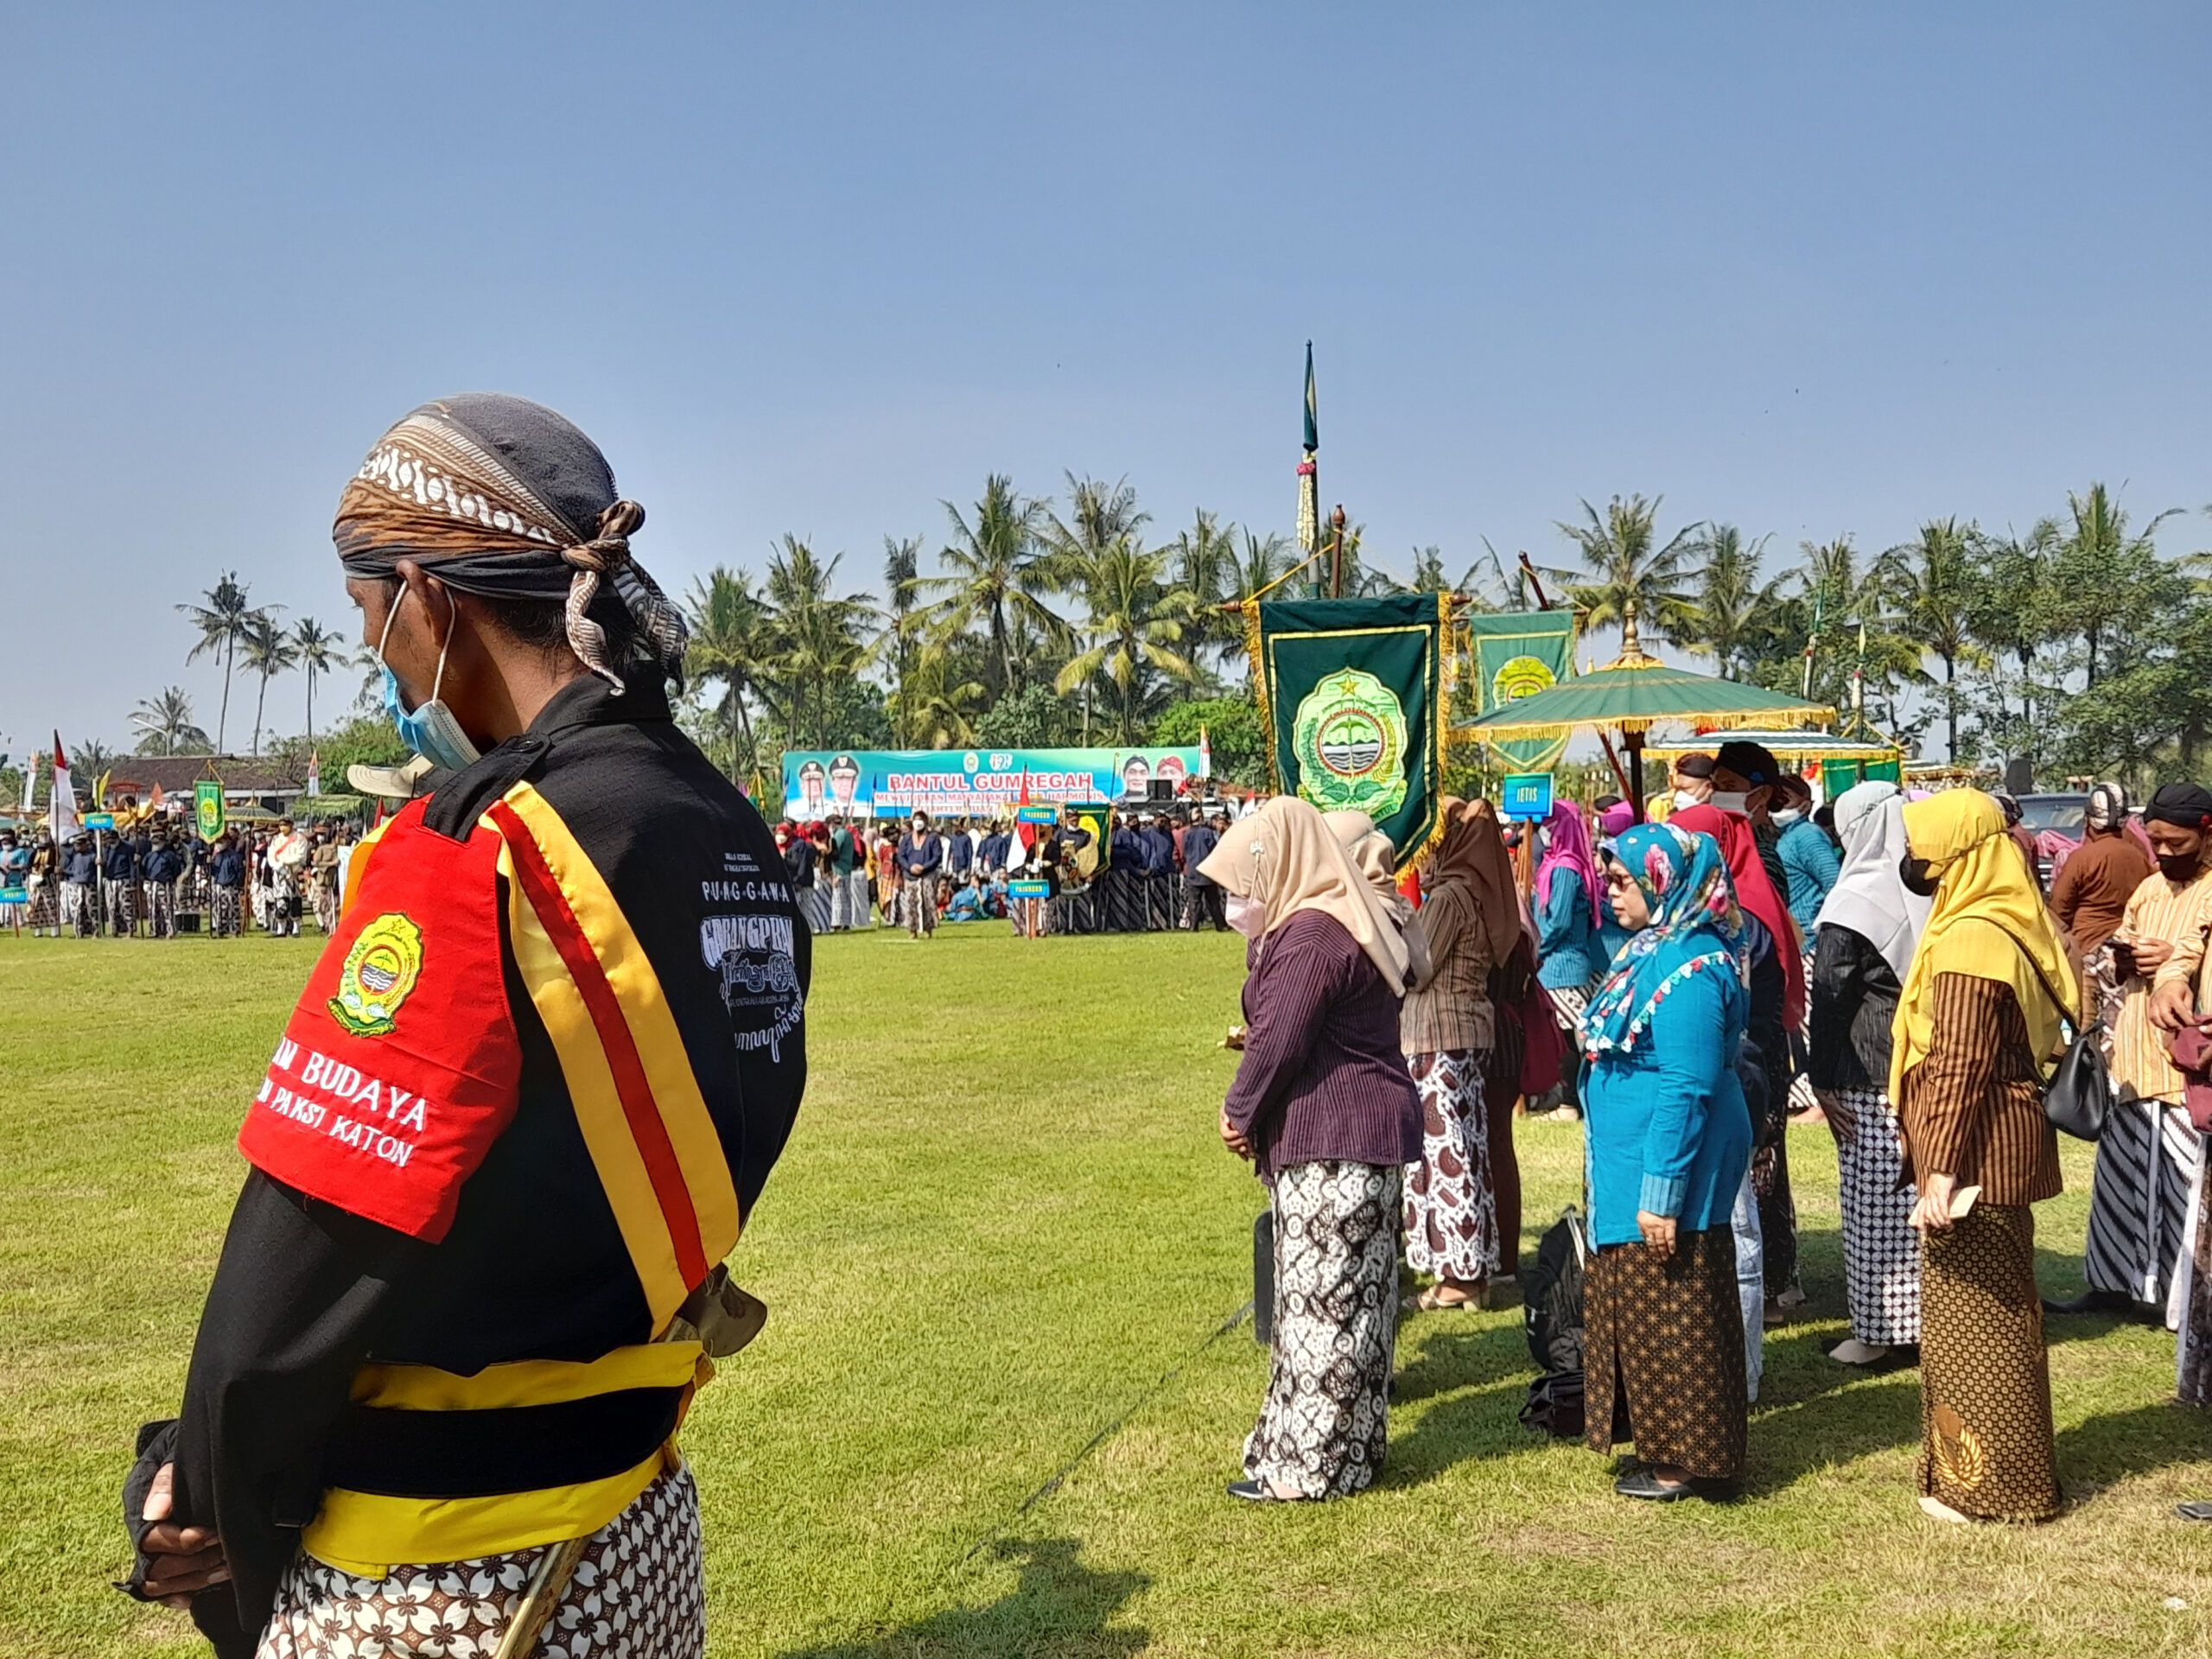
[83,811,115,830]
[1007,878,1051,899]
[1498,773,1554,822]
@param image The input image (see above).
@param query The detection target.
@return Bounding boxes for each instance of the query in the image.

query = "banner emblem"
[329,912,425,1036]
[1491,654,1558,704]
[194,779,226,842]
[1292,669,1408,817]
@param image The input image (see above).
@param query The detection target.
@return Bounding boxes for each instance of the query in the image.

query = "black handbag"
[2001,934,2110,1140]
[2042,1021,2112,1141]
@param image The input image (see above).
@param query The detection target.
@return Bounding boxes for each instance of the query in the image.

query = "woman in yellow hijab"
[1891,788,2075,1524]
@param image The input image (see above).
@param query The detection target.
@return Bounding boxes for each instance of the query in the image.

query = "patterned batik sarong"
[2083,1095,2200,1308]
[1584,1226,1748,1482]
[1834,1086,1922,1346]
[255,1464,703,1659]
[1919,1205,2060,1522]
[1402,1052,1498,1281]
[1245,1160,1401,1498]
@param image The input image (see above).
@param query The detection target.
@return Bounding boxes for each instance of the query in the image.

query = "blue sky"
[3,3,2206,763]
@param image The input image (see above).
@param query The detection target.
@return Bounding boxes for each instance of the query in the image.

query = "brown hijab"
[1429,796,1521,964]
[1199,796,1411,993]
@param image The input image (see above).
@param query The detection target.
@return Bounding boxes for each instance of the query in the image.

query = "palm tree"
[1685,524,1772,679]
[238,609,296,757]
[1166,509,1241,668]
[924,476,1058,701]
[880,535,925,745]
[290,617,343,746]
[177,572,255,752]
[685,568,772,778]
[1052,537,1195,741]
[760,537,879,749]
[1878,518,1985,762]
[896,647,989,748]
[2048,483,2183,687]
[1232,529,1293,601]
[130,687,208,756]
[1548,495,1701,644]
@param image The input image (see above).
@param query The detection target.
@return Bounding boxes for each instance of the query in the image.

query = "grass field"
[3,923,2211,1658]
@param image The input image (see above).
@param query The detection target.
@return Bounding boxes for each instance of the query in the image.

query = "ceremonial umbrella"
[1459,607,1834,819]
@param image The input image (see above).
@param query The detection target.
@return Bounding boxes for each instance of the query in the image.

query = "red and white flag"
[48,733,78,841]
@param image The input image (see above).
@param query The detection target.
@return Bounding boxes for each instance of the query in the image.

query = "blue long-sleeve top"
[64,849,98,883]
[103,839,140,880]
[1535,867,1602,989]
[947,830,973,874]
[1582,936,1754,1248]
[1776,818,1841,933]
[1138,827,1176,875]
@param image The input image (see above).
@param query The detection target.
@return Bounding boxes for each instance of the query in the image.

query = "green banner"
[1465,608,1579,772]
[1247,592,1450,866]
[194,779,226,842]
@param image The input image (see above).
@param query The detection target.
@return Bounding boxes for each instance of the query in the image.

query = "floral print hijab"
[1582,822,1745,1059]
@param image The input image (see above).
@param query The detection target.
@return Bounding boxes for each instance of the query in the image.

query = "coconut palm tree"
[923,476,1059,701]
[880,534,925,745]
[290,617,344,746]
[130,687,209,756]
[685,568,772,779]
[2047,483,2183,688]
[1166,509,1242,669]
[896,647,989,748]
[760,537,880,750]
[1548,495,1701,644]
[1878,518,1986,762]
[1052,537,1195,741]
[177,572,256,752]
[1684,524,1772,679]
[238,609,296,757]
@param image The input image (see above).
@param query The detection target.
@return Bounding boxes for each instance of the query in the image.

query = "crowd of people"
[0,816,351,940]
[1208,738,2212,1524]
[770,801,1241,938]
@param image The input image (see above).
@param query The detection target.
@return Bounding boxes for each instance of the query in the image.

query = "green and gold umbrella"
[1459,607,1834,815]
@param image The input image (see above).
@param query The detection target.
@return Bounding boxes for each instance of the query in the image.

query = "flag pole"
[1298,342,1321,599]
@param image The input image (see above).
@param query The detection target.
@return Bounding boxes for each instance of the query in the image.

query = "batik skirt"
[255,1463,703,1659]
[2174,1152,2212,1407]
[1402,1051,1498,1281]
[2084,1095,2200,1308]
[1584,1225,1747,1481]
[1919,1205,2059,1522]
[1245,1160,1401,1498]
[1834,1086,1922,1346]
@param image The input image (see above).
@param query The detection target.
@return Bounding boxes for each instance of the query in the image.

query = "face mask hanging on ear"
[377,588,482,772]
[1224,893,1266,938]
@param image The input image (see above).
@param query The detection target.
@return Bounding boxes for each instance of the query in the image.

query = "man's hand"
[138,1462,227,1610]
[1909,1172,1959,1234]
[2151,978,2197,1033]
[1636,1211,1677,1252]
[1815,1087,1855,1145]
[2133,938,2175,974]
[1219,1108,1253,1160]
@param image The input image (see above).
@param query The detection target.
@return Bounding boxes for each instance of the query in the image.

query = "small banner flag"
[1244,592,1452,868]
[306,752,321,798]
[195,779,226,842]
[1464,609,1580,773]
[48,733,78,842]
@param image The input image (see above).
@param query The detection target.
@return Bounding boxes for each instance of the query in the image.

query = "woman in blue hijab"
[1580,823,1756,1500]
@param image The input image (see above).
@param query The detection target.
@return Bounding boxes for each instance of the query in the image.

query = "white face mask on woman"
[1225,893,1266,938]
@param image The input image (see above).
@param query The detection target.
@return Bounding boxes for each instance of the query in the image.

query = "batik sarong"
[1919,1205,2060,1522]
[1402,1052,1498,1281]
[1834,1086,1922,1346]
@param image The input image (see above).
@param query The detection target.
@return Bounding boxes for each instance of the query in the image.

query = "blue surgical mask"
[377,593,481,772]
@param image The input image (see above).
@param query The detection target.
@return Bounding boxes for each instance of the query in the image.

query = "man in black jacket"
[124,394,808,1657]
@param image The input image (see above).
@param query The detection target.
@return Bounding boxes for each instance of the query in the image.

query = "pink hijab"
[1535,800,1605,928]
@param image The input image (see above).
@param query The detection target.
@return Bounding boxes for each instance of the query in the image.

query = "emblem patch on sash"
[329,912,426,1036]
[1291,668,1409,818]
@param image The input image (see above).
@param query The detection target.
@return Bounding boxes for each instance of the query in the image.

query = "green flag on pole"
[1464,609,1580,772]
[194,779,226,842]
[1245,591,1452,867]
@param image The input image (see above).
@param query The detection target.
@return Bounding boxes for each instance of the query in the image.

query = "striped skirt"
[2083,1096,2199,1307]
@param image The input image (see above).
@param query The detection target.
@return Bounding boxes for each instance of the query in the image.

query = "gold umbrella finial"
[1606,598,1662,671]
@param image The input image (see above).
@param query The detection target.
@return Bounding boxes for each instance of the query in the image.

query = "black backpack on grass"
[1518,1207,1588,1438]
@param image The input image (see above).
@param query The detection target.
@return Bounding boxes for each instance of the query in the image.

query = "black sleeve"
[1807,924,1873,1091]
[160,1170,429,1656]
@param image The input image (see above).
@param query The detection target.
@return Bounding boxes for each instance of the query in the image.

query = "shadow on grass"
[2056,1400,2212,1490]
[774,1537,1148,1659]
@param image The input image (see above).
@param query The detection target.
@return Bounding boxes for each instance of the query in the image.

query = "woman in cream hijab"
[1202,796,1420,1502]
[1891,789,2075,1524]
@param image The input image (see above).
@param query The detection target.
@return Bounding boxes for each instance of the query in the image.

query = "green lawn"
[3,925,2209,1658]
